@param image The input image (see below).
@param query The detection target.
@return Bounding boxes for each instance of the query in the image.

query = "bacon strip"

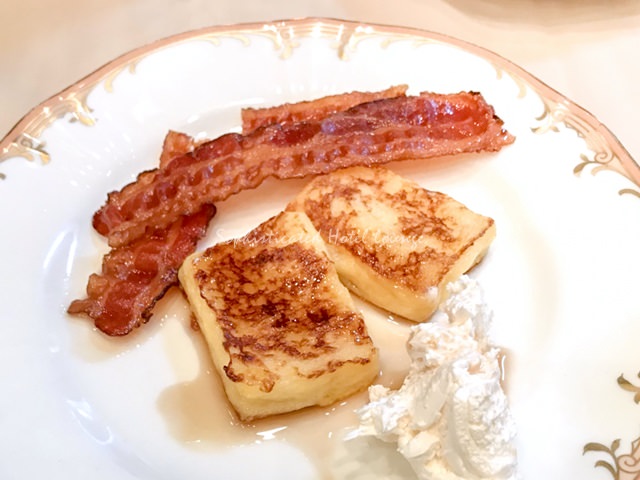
[159,130,197,169]
[69,130,213,336]
[68,204,215,336]
[94,91,514,249]
[241,85,408,133]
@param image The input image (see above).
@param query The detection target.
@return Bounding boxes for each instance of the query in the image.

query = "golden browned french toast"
[286,166,496,321]
[178,211,379,421]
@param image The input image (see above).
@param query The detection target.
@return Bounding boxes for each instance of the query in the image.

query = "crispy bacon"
[72,88,515,336]
[69,130,213,336]
[68,204,215,336]
[241,85,408,133]
[94,91,514,249]
[159,130,197,169]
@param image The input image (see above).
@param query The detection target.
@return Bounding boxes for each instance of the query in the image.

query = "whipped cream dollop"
[349,276,518,479]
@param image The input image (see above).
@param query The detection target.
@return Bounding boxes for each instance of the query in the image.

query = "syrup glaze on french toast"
[287,166,496,321]
[178,211,379,421]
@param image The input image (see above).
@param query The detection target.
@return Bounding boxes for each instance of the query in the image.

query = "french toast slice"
[178,211,379,421]
[286,166,496,322]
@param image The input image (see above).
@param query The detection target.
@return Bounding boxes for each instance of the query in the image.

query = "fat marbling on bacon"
[93,91,515,250]
[68,204,215,336]
[69,130,214,336]
[159,130,198,169]
[240,84,408,133]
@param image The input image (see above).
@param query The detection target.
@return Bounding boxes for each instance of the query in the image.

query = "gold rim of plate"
[0,17,638,191]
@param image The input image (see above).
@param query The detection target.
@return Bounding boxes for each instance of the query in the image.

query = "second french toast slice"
[178,211,379,421]
[287,166,496,322]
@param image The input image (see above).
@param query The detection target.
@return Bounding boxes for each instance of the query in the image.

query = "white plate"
[1,18,639,480]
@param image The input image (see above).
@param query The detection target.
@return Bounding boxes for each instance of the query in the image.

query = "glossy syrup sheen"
[156,295,413,478]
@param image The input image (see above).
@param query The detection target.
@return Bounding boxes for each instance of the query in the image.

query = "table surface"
[1,0,639,162]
